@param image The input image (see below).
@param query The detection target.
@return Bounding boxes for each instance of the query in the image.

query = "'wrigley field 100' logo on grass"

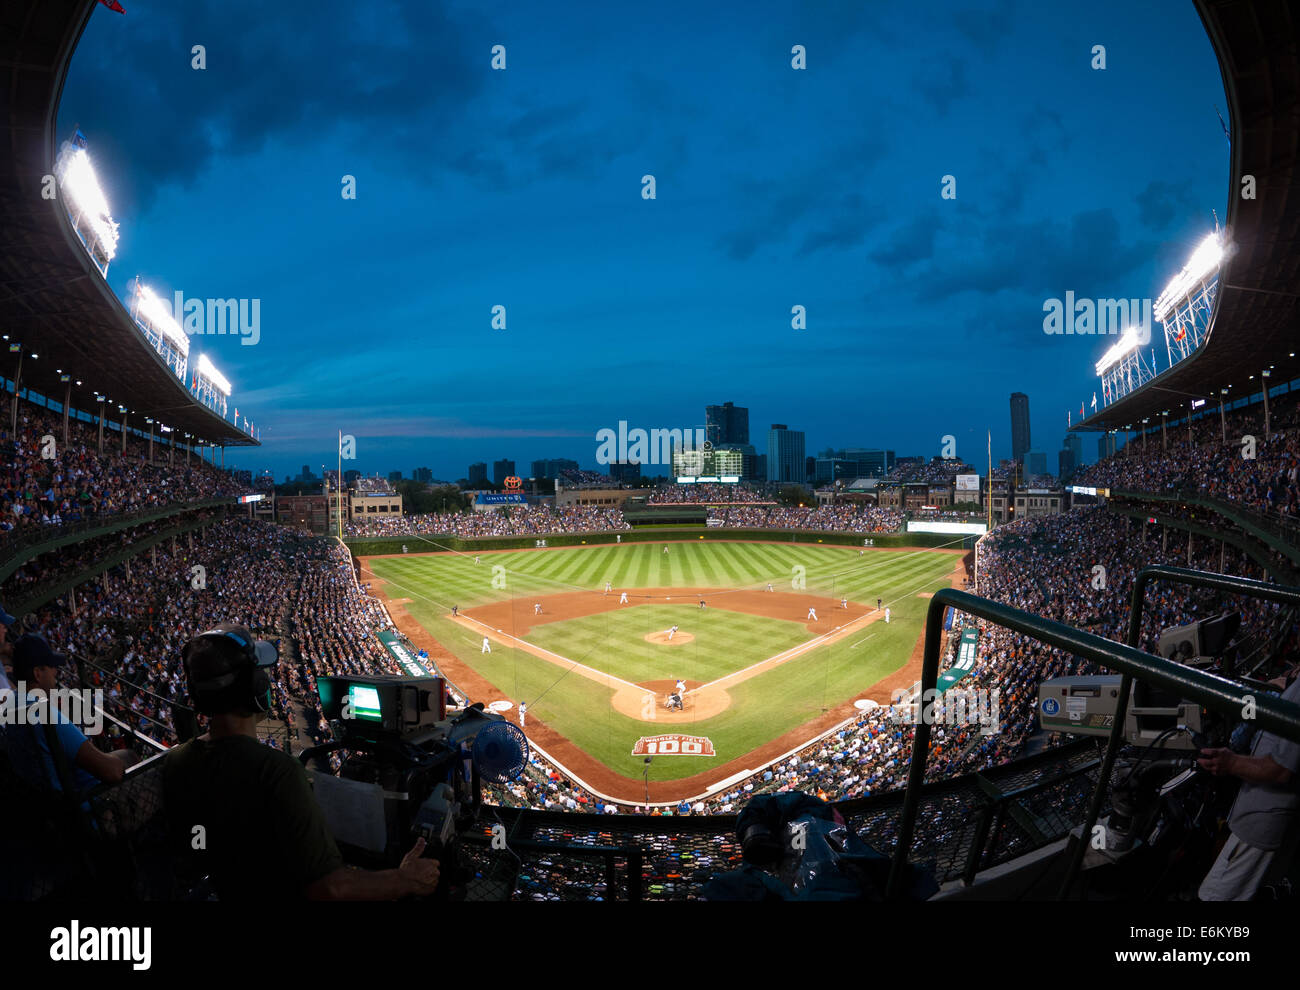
[632,733,715,756]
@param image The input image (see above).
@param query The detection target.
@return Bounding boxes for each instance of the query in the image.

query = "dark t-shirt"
[163,734,343,900]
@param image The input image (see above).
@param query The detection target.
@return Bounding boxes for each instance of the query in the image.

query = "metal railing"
[1060,564,1300,897]
[885,575,1300,900]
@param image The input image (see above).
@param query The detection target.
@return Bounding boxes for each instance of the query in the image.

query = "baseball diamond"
[362,539,966,801]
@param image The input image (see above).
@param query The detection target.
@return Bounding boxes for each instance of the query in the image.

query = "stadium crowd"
[1078,390,1300,518]
[343,504,630,538]
[708,504,903,532]
[0,398,240,547]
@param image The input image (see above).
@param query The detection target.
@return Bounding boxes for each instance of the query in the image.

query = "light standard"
[1219,389,1228,443]
[1262,368,1272,436]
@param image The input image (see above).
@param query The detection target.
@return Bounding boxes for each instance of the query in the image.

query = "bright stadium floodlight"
[135,283,191,354]
[196,353,232,395]
[60,148,120,262]
[1095,326,1143,375]
[1154,232,1223,322]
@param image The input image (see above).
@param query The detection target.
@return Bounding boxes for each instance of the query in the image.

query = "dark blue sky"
[57,0,1227,483]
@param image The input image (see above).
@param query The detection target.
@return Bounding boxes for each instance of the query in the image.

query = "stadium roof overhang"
[1077,0,1300,433]
[0,0,257,447]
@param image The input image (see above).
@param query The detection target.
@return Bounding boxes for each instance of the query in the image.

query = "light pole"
[1161,411,1168,450]
[1262,368,1272,436]
[1220,389,1228,443]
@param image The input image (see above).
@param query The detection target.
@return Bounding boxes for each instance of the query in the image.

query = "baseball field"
[360,539,966,801]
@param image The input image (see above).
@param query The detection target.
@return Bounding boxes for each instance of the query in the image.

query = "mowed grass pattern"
[366,541,959,785]
[524,606,811,685]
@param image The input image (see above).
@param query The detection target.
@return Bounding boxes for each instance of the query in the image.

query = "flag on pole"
[1080,401,1085,418]
[1068,410,1072,428]
[1091,393,1097,411]
[97,0,126,12]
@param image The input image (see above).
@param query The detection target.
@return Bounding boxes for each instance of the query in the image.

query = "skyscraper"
[1010,393,1031,464]
[767,424,806,483]
[706,402,749,446]
[468,463,488,486]
[493,459,516,485]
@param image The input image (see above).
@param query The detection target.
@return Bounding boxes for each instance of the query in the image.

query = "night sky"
[56,0,1227,482]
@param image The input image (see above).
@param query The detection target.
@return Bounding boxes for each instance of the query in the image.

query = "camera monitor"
[317,674,445,741]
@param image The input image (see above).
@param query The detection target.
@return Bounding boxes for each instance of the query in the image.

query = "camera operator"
[164,623,440,901]
[1196,664,1300,900]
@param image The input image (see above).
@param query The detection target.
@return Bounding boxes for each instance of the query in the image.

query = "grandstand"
[3,0,1300,947]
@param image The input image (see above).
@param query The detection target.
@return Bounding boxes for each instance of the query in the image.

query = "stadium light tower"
[1161,411,1168,450]
[1156,231,1224,371]
[193,353,232,418]
[1095,326,1157,406]
[1142,418,1149,450]
[131,280,190,384]
[1219,388,1228,442]
[53,133,120,277]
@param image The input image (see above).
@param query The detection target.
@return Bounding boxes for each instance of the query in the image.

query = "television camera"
[300,674,528,900]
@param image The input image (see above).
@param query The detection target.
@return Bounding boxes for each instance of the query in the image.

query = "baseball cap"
[184,622,278,679]
[13,634,68,680]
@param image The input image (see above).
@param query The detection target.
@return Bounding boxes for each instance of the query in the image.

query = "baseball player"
[698,599,706,610]
[859,550,864,557]
[765,582,774,592]
[884,607,891,624]
[675,678,686,696]
[663,545,669,555]
[519,702,526,728]
[474,555,480,565]
[619,591,629,604]
[806,607,818,621]
[534,603,542,615]
[841,597,849,609]
[667,624,679,641]
[877,598,882,611]
[451,605,459,617]
[481,636,491,654]
[604,581,612,594]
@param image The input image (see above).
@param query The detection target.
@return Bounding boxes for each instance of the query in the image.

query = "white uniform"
[534,603,542,614]
[605,582,612,594]
[807,607,818,621]
[474,556,480,565]
[481,636,491,654]
[675,680,686,695]
[663,546,669,555]
[668,625,678,641]
[519,703,526,727]
[766,583,773,592]
[841,598,848,609]
[884,608,891,624]
[619,592,629,604]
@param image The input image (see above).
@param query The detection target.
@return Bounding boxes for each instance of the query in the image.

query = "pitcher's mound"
[645,630,695,646]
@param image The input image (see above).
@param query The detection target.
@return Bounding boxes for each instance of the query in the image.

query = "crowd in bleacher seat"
[1077,390,1300,517]
[708,504,903,532]
[884,460,977,484]
[23,519,402,749]
[343,504,630,538]
[0,399,241,547]
[557,469,611,487]
[646,483,769,504]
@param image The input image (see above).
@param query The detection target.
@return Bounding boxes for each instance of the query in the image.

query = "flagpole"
[987,429,992,533]
[337,429,343,541]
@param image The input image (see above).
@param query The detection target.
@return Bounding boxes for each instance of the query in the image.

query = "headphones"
[182,626,272,715]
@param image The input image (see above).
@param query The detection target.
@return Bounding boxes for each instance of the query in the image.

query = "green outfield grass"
[523,605,812,685]
[365,541,960,786]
